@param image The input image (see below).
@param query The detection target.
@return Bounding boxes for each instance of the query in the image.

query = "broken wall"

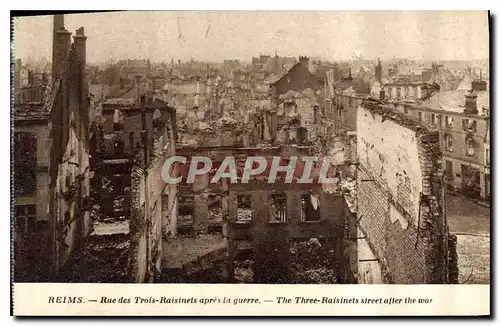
[356,102,456,284]
[129,164,148,282]
[128,109,177,282]
[227,184,347,283]
[52,25,92,277]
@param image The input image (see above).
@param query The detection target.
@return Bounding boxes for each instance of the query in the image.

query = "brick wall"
[356,101,457,284]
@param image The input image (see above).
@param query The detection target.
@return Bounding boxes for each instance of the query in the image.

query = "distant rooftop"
[14,79,60,122]
[103,98,136,106]
[424,90,489,114]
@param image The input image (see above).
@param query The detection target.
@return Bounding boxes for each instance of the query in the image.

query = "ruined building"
[13,15,92,281]
[128,96,178,282]
[355,99,458,283]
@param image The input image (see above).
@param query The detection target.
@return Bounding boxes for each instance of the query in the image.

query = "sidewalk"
[446,190,490,209]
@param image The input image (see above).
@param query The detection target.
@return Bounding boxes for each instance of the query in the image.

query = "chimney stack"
[52,15,67,79]
[52,23,71,81]
[464,89,478,115]
[73,27,88,109]
[299,56,310,66]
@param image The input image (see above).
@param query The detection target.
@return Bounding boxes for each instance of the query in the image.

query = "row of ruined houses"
[13,15,459,283]
[12,14,179,283]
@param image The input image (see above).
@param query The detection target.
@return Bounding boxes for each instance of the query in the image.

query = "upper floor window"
[445,116,454,128]
[404,107,409,114]
[437,115,442,127]
[486,148,490,166]
[113,109,124,131]
[444,133,453,152]
[237,194,252,222]
[300,193,321,222]
[465,137,476,157]
[431,114,436,125]
[462,119,477,133]
[418,112,423,122]
[269,192,287,223]
[14,132,37,196]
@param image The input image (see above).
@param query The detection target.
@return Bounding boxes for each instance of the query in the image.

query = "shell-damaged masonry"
[11,11,490,316]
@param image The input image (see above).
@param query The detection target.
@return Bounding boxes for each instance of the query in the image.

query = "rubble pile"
[208,207,224,223]
[290,238,337,284]
[236,208,252,221]
[58,233,130,283]
[233,260,253,283]
[177,214,194,228]
[340,177,357,210]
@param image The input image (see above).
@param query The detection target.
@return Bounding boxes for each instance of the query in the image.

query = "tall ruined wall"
[356,102,456,284]
[129,164,148,282]
[128,109,177,282]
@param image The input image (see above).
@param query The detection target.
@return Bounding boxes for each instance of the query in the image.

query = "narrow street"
[446,192,490,284]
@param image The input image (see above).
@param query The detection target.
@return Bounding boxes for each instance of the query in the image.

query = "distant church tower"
[375,58,382,82]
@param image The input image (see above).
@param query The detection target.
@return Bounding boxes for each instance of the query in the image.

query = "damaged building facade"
[13,15,92,281]
[397,90,490,200]
[13,12,470,285]
[128,97,178,282]
[355,99,458,284]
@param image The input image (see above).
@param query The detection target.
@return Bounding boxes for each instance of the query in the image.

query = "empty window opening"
[466,137,476,157]
[269,193,287,223]
[444,133,453,152]
[208,195,223,234]
[113,109,124,131]
[300,193,321,222]
[177,194,194,235]
[236,194,252,222]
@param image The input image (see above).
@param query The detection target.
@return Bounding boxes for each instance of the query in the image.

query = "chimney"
[73,27,88,110]
[52,25,71,81]
[299,56,310,66]
[464,89,478,115]
[51,15,67,79]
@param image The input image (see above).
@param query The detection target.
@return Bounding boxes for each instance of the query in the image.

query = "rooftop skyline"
[13,11,489,64]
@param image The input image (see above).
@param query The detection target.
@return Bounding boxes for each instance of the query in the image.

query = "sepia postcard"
[10,10,491,316]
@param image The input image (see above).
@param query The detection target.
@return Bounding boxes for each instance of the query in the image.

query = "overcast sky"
[12,11,489,64]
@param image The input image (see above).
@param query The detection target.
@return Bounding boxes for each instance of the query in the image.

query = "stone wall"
[227,184,347,283]
[356,101,457,284]
[128,108,177,282]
